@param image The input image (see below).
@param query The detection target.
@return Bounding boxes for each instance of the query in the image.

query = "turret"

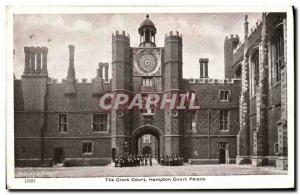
[224,34,239,79]
[138,14,157,47]
[164,31,183,90]
[64,45,77,95]
[163,31,183,156]
[111,30,131,154]
[111,30,131,90]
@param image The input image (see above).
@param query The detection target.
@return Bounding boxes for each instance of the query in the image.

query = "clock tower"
[111,14,183,156]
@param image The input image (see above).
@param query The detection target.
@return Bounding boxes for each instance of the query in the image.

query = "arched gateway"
[131,125,164,159]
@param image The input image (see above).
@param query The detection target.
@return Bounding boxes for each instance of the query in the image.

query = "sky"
[13,13,261,80]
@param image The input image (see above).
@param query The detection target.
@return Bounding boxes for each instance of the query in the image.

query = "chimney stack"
[29,47,36,73]
[64,44,77,95]
[23,46,48,76]
[24,47,30,74]
[98,63,103,79]
[41,47,48,75]
[98,62,109,82]
[199,58,209,78]
[67,45,76,80]
[36,47,42,72]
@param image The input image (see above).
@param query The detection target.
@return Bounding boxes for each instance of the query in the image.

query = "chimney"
[92,63,105,95]
[41,47,48,75]
[29,47,36,73]
[98,63,103,79]
[67,45,75,80]
[98,62,109,82]
[64,44,77,95]
[36,47,42,72]
[104,63,109,82]
[24,47,30,74]
[199,58,209,78]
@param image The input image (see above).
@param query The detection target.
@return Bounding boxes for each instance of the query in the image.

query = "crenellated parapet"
[165,30,182,39]
[248,19,262,38]
[224,34,239,42]
[185,78,241,84]
[112,30,130,42]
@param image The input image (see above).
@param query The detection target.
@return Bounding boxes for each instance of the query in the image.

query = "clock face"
[138,53,157,73]
[134,49,160,75]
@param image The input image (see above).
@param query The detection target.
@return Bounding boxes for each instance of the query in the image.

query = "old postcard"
[6,6,294,189]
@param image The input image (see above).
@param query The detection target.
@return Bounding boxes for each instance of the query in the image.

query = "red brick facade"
[14,13,287,169]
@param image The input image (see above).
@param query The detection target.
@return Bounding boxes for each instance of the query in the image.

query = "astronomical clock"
[132,48,162,77]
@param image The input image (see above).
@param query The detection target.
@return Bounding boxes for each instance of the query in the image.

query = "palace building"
[14,13,287,169]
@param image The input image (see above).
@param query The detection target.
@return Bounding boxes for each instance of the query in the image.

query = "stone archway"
[131,125,164,159]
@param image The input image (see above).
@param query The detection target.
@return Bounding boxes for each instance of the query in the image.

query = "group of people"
[159,154,181,166]
[114,154,153,167]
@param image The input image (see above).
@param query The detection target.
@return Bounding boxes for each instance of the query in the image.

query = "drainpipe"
[208,108,211,159]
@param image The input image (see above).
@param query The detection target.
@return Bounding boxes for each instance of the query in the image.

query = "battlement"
[112,30,130,41]
[199,58,209,63]
[165,31,182,38]
[48,78,99,84]
[248,19,262,38]
[47,77,111,84]
[186,78,241,84]
[225,34,239,41]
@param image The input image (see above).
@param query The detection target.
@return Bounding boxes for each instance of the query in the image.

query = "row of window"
[59,114,109,133]
[185,110,230,131]
[19,142,94,155]
[59,109,230,133]
[142,77,231,101]
[249,25,284,97]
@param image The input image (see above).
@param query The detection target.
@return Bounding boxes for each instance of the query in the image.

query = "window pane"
[59,114,68,132]
[93,114,108,132]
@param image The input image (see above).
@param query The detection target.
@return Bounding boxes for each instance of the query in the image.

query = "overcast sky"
[13,13,261,80]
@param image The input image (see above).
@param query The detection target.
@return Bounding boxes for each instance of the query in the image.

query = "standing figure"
[140,155,144,166]
[149,154,152,166]
[145,155,148,166]
[137,155,140,166]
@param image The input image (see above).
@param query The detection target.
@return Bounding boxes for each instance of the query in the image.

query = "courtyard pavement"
[15,161,287,178]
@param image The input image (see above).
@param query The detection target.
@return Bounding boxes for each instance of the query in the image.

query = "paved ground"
[15,161,287,178]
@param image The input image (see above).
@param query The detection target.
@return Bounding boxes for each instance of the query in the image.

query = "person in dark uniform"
[160,155,164,165]
[149,154,152,166]
[120,155,123,168]
[168,156,171,166]
[140,155,144,166]
[174,154,178,166]
[145,154,148,166]
[137,155,140,166]
[114,156,118,167]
